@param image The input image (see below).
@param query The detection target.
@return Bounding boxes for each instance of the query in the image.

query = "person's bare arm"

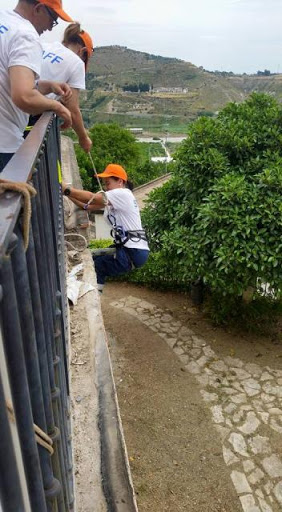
[62,183,107,209]
[63,88,92,152]
[69,197,85,209]
[68,196,104,211]
[9,66,72,129]
[37,80,72,102]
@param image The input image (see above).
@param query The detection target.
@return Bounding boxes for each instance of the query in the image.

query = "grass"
[138,142,166,160]
[88,239,112,249]
[81,111,190,135]
[166,142,183,155]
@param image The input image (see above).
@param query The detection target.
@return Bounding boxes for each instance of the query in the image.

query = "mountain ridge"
[81,46,282,134]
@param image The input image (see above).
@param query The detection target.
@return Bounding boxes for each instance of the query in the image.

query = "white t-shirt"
[40,41,85,98]
[105,188,149,250]
[0,10,42,152]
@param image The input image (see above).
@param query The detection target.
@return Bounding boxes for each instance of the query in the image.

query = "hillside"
[81,46,282,134]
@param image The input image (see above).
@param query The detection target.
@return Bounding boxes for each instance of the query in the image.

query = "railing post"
[0,327,28,512]
[0,113,74,511]
[0,236,47,512]
[12,225,62,511]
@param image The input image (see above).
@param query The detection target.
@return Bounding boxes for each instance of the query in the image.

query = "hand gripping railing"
[0,113,73,512]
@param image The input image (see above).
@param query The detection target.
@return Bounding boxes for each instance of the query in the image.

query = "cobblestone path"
[111,296,282,512]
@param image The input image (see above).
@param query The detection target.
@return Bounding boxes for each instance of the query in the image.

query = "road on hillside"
[137,136,186,143]
[102,282,282,512]
[133,174,171,209]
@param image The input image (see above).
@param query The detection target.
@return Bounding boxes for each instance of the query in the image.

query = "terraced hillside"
[81,46,282,134]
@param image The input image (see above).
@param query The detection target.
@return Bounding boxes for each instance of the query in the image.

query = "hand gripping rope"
[81,152,107,210]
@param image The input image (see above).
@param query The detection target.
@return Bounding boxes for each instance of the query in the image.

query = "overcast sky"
[1,0,282,74]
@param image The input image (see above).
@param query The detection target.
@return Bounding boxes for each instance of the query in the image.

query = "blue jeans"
[93,247,149,285]
[0,153,14,172]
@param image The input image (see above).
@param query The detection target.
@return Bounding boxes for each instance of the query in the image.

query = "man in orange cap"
[0,0,73,171]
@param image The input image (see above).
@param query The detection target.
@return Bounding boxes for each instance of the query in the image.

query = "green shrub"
[135,93,282,322]
[205,292,282,332]
[75,123,170,190]
[75,123,142,192]
[88,239,112,249]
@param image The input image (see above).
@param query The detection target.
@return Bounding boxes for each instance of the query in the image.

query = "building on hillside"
[129,127,143,134]
[151,156,173,163]
[153,87,188,94]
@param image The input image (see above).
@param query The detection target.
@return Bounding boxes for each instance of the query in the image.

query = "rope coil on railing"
[0,179,37,251]
[6,401,54,455]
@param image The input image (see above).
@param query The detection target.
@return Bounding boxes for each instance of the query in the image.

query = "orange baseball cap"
[38,0,73,22]
[97,164,128,181]
[79,30,94,58]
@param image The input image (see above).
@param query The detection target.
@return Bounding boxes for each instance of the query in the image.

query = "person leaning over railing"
[0,0,74,172]
[39,22,94,153]
[62,164,150,293]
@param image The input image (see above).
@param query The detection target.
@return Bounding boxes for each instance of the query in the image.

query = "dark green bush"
[136,93,282,320]
[74,123,169,191]
[75,123,142,191]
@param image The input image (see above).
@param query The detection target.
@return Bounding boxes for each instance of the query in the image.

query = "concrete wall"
[61,136,138,512]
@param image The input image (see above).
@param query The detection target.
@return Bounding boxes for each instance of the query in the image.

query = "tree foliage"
[123,82,150,92]
[75,123,142,190]
[75,123,168,190]
[139,93,282,310]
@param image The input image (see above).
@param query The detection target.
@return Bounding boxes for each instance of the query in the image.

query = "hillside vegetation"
[81,46,282,134]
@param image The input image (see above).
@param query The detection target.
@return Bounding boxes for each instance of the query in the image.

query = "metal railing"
[0,113,73,512]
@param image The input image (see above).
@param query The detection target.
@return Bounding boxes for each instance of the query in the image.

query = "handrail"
[0,112,53,257]
[0,114,73,511]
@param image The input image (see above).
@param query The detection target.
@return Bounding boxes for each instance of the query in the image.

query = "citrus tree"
[139,93,282,310]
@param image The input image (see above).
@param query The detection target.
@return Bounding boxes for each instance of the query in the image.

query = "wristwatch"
[64,187,71,196]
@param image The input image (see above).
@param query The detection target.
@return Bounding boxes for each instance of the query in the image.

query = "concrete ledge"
[96,329,138,511]
[61,135,138,511]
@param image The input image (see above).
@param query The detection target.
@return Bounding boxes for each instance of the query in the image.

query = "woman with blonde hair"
[40,22,94,152]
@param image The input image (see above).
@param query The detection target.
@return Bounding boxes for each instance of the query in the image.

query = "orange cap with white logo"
[38,0,73,22]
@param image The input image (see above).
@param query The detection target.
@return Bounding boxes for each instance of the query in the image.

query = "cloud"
[1,0,281,74]
[200,35,225,41]
[84,7,116,15]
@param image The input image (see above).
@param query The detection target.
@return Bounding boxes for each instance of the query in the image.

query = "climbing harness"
[107,212,147,247]
[92,212,147,266]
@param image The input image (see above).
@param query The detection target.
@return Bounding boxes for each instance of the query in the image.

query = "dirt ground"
[101,282,282,512]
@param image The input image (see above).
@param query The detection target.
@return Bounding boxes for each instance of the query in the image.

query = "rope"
[64,233,88,252]
[63,196,73,218]
[88,152,103,192]
[6,400,54,455]
[0,179,36,251]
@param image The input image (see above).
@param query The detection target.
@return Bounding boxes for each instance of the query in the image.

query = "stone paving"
[110,296,282,512]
